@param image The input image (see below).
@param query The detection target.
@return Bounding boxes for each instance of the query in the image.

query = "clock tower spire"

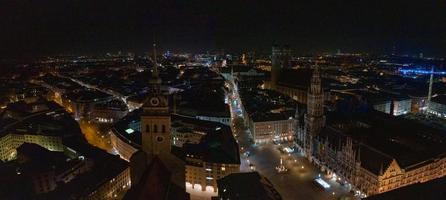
[141,42,170,158]
[139,43,186,190]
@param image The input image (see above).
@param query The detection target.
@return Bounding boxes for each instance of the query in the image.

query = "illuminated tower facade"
[141,43,171,158]
[304,66,325,158]
[140,43,185,188]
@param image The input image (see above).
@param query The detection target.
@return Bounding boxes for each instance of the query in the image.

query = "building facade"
[184,124,240,193]
[248,118,296,144]
[427,95,446,118]
[302,66,326,159]
[392,98,411,116]
[85,167,131,200]
[297,114,446,198]
[185,156,239,193]
[0,133,64,161]
[312,136,446,197]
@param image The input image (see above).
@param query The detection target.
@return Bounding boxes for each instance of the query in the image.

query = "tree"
[233,117,246,131]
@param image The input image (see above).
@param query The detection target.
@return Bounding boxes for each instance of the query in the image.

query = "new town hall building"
[294,66,446,197]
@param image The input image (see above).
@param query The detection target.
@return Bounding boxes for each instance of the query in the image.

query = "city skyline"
[1,1,446,200]
[1,0,446,58]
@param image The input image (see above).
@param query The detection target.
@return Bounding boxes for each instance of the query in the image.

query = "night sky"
[1,0,445,58]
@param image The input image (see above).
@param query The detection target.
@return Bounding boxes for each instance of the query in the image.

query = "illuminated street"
[79,120,113,152]
[228,79,356,200]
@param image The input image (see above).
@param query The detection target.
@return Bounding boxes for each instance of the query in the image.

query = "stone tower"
[304,66,325,158]
[141,43,171,158]
[140,43,185,188]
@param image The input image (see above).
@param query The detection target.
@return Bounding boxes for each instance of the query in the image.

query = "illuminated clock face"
[156,136,164,143]
[150,97,160,106]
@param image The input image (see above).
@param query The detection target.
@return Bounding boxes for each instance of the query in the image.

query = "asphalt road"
[79,120,113,152]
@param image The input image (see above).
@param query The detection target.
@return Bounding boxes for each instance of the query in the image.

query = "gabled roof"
[364,176,446,200]
[123,156,171,200]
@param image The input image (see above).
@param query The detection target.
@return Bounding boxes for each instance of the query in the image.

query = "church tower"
[140,43,185,189]
[141,43,171,159]
[304,65,326,158]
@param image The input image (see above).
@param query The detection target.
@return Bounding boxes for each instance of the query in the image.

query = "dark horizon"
[1,0,446,58]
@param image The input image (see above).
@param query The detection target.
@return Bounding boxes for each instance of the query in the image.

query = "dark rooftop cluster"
[240,88,297,122]
[0,99,79,137]
[0,81,49,109]
[176,67,230,117]
[216,172,282,200]
[40,74,84,92]
[0,100,129,199]
[322,111,446,174]
[184,124,240,164]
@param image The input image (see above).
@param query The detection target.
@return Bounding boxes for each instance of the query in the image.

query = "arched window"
[146,125,150,133]
[154,125,158,133]
[162,125,166,133]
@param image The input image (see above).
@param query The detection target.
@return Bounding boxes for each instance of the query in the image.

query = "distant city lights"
[399,68,446,75]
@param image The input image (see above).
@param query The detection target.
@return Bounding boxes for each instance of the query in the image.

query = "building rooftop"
[432,94,446,105]
[16,143,70,175]
[94,98,128,111]
[183,124,240,164]
[216,172,282,200]
[323,111,446,174]
[123,156,189,200]
[240,88,298,122]
[64,89,112,103]
[177,85,230,118]
[0,161,32,199]
[41,149,128,200]
[350,90,411,104]
[276,68,331,89]
[364,176,446,200]
[0,100,82,138]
